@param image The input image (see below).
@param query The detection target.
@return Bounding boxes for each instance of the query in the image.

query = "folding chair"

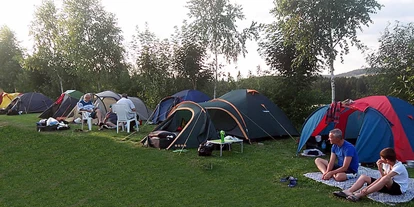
[111,103,139,133]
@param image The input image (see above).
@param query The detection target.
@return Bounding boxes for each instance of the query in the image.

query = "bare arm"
[326,153,336,172]
[330,156,352,174]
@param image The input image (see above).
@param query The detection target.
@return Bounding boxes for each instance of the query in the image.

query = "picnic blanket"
[304,166,414,205]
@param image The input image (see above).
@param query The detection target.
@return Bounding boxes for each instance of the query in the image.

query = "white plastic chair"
[80,111,92,131]
[111,103,139,133]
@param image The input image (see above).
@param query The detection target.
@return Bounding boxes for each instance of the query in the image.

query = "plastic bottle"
[321,140,326,151]
[220,130,225,143]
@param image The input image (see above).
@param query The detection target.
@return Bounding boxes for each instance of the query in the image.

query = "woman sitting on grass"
[333,147,409,202]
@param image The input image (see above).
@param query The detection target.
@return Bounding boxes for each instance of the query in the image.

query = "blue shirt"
[331,140,359,173]
[78,100,95,111]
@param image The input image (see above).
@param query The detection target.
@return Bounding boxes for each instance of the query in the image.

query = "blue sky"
[0,0,413,77]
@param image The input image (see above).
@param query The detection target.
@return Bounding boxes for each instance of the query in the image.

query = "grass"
[0,114,413,207]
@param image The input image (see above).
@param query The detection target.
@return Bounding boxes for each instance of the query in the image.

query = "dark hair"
[121,93,128,98]
[380,148,396,162]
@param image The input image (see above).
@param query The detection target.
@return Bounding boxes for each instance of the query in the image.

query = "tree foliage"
[0,25,24,92]
[273,0,382,102]
[367,22,414,102]
[24,0,128,96]
[171,22,212,90]
[258,23,321,125]
[186,0,259,98]
[130,25,175,108]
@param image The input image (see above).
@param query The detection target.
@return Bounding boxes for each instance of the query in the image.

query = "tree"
[258,23,321,126]
[171,23,212,90]
[0,25,24,92]
[62,0,127,92]
[130,25,174,107]
[186,0,259,98]
[26,0,71,96]
[367,22,414,102]
[273,0,382,103]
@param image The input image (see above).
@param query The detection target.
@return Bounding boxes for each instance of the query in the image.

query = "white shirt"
[116,97,136,119]
[383,161,410,193]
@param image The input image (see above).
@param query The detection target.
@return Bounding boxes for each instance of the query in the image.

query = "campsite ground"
[1,114,413,206]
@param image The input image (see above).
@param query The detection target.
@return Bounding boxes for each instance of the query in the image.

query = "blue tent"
[5,92,53,115]
[149,90,210,124]
[297,96,414,163]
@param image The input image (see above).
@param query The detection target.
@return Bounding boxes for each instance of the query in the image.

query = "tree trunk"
[330,57,335,103]
[214,51,218,99]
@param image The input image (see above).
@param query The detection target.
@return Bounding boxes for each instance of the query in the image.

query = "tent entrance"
[206,108,243,138]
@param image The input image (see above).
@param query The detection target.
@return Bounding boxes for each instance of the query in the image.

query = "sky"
[1,0,414,77]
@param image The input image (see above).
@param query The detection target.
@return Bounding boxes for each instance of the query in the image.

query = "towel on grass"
[304,166,414,205]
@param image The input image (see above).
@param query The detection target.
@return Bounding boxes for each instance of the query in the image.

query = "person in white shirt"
[115,93,137,128]
[333,147,410,202]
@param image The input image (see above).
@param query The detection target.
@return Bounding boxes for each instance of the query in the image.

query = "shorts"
[333,164,357,174]
[370,177,402,195]
[90,111,97,119]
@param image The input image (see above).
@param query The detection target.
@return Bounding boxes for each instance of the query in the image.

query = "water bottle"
[321,140,327,151]
[220,130,225,143]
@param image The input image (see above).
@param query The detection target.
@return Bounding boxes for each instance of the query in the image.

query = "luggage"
[36,118,70,132]
[148,131,177,149]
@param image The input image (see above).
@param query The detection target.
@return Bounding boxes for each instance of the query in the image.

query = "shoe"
[333,191,348,198]
[103,125,109,129]
[288,179,297,187]
[346,195,360,202]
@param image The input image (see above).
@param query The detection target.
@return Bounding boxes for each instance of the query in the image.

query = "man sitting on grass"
[333,147,409,202]
[314,128,359,181]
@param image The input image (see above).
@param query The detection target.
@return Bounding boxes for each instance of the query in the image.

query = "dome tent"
[297,96,414,163]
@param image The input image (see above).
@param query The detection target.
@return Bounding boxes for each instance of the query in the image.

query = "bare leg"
[315,158,329,173]
[343,175,372,196]
[354,176,392,198]
[95,109,103,124]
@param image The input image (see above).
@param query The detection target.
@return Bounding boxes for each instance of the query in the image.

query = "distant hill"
[322,68,375,78]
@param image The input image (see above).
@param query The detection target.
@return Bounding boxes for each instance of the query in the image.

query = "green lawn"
[1,114,413,207]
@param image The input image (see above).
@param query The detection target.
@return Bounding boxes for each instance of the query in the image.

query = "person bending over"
[314,128,359,181]
[333,147,409,202]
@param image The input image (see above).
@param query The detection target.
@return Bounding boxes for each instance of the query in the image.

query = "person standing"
[314,128,359,181]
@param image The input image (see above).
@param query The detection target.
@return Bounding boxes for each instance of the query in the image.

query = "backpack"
[198,142,214,156]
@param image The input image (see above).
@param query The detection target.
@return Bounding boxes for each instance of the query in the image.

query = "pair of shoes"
[346,195,360,202]
[280,176,296,182]
[333,191,348,198]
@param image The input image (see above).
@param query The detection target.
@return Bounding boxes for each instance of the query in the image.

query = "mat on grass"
[304,166,414,205]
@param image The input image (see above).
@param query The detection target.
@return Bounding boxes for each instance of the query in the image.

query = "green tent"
[151,101,217,149]
[200,89,299,141]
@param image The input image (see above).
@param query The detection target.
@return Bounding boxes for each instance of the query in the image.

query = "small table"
[207,139,243,157]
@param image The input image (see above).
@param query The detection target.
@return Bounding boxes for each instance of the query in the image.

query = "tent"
[5,92,53,115]
[66,91,152,121]
[39,90,84,119]
[200,89,299,141]
[149,89,211,124]
[150,101,217,149]
[0,92,21,109]
[128,96,152,121]
[297,96,414,163]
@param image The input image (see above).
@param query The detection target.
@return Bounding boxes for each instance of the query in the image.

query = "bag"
[144,131,177,149]
[198,142,214,156]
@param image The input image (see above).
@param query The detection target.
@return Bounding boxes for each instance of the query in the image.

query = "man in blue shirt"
[315,128,359,181]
